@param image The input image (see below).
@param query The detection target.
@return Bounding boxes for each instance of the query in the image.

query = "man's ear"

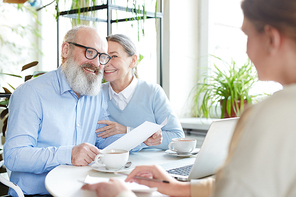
[129,54,138,68]
[61,42,70,60]
[264,25,281,53]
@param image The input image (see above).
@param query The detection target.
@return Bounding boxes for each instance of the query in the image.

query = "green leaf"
[8,84,15,91]
[0,108,8,120]
[2,87,12,94]
[0,73,22,78]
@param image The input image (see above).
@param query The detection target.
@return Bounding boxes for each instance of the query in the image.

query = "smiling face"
[66,28,107,74]
[61,27,108,96]
[104,41,136,89]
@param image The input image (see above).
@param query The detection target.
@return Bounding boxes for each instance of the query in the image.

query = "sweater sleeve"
[191,178,215,197]
[146,85,185,150]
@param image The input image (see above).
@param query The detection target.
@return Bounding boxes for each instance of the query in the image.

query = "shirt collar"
[108,76,138,100]
[57,65,72,95]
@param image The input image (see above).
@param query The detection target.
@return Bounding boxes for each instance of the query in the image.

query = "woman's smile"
[104,69,117,74]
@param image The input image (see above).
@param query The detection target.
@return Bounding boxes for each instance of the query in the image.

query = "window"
[204,0,282,97]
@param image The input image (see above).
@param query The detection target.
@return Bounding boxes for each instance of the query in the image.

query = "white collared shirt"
[108,77,138,133]
[108,77,138,111]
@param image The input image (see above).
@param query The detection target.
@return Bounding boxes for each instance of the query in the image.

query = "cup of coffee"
[168,138,197,154]
[94,149,129,170]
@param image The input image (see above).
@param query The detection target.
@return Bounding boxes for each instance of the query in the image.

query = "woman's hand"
[125,165,191,197]
[81,179,130,197]
[144,129,163,146]
[96,120,127,138]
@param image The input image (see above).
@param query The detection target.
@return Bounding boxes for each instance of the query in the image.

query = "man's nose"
[90,56,103,69]
[98,63,104,71]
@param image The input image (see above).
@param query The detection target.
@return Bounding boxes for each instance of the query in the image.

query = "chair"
[0,150,24,197]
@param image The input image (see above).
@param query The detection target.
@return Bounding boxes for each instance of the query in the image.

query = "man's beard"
[62,56,103,96]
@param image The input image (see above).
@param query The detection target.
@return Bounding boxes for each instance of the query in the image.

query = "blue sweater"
[101,80,185,151]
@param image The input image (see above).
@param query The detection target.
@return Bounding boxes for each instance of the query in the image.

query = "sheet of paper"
[103,118,167,151]
[84,175,157,193]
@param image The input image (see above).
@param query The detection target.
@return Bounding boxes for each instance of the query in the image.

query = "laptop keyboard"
[166,164,193,176]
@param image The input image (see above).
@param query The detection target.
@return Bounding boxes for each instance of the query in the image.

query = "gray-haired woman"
[95,34,185,152]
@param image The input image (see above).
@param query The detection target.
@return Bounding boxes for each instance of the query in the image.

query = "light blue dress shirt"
[3,66,119,196]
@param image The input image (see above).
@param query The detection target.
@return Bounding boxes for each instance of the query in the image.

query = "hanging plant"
[68,0,97,26]
[56,0,158,39]
[126,0,157,41]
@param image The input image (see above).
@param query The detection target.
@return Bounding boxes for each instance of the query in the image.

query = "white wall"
[163,0,200,118]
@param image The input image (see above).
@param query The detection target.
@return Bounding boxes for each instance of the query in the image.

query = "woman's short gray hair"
[106,34,137,56]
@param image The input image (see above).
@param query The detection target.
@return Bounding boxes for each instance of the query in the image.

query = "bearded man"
[4,26,115,196]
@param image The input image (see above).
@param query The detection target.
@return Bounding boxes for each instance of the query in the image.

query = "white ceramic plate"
[165,148,200,157]
[91,162,133,173]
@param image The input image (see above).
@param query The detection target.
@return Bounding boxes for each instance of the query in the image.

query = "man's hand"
[71,143,100,166]
[96,120,127,138]
[144,129,163,146]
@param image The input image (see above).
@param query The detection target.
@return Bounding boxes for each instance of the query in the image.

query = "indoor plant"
[0,61,44,141]
[57,0,158,40]
[192,56,263,119]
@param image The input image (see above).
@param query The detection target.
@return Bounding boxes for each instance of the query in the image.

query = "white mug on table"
[94,149,129,170]
[168,138,197,154]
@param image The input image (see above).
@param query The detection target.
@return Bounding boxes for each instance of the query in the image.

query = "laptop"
[162,117,239,181]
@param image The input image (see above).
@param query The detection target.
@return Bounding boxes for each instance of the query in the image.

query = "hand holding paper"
[144,129,162,146]
[103,118,167,151]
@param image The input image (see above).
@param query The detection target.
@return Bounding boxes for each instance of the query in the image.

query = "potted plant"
[192,56,264,119]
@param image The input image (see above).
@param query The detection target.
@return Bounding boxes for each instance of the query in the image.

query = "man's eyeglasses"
[67,42,111,65]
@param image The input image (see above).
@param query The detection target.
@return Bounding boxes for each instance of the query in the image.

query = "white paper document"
[103,118,167,151]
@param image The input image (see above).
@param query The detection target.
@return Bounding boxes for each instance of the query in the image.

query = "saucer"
[165,148,200,157]
[91,162,133,173]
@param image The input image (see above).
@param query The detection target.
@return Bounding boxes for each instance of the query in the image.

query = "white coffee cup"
[94,149,129,170]
[168,138,197,154]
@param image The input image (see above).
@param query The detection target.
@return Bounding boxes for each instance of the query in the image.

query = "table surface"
[45,149,196,197]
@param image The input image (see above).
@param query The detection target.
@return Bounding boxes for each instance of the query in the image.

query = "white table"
[45,149,196,197]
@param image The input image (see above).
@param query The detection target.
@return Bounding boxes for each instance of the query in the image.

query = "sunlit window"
[208,0,282,96]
